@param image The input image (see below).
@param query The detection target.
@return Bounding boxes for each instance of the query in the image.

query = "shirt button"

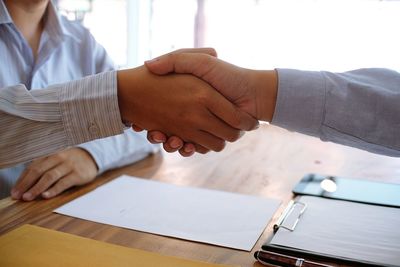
[88,122,99,135]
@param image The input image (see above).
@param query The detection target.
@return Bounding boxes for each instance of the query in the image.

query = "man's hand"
[117,65,258,153]
[143,50,278,156]
[145,52,278,121]
[11,148,98,201]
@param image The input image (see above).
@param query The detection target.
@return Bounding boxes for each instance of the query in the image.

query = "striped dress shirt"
[0,1,157,197]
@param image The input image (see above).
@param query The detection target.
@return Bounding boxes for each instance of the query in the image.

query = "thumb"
[145,48,217,75]
[146,53,248,107]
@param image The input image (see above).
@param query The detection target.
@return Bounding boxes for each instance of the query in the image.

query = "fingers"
[145,48,217,75]
[172,47,217,57]
[163,137,207,156]
[11,148,97,201]
[156,130,223,153]
[147,112,247,156]
[148,133,205,157]
[148,133,196,156]
[204,88,259,131]
[145,52,261,125]
[120,64,249,155]
[145,52,217,76]
[162,136,184,152]
[179,143,197,157]
[165,130,224,153]
[147,130,167,144]
[148,131,187,154]
[11,155,62,199]
[210,100,259,131]
[42,173,80,199]
[192,144,210,154]
[132,125,144,132]
[21,163,72,201]
[193,130,227,152]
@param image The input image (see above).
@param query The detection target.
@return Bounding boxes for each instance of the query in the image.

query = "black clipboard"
[258,196,400,267]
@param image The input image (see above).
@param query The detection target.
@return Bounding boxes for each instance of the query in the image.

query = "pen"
[254,250,333,267]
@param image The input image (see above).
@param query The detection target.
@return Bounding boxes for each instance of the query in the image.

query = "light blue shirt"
[273,68,400,156]
[0,0,157,197]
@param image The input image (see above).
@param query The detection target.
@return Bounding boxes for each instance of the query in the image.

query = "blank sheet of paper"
[55,175,280,251]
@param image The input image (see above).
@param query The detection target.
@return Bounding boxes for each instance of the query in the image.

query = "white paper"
[55,175,280,251]
[271,196,400,266]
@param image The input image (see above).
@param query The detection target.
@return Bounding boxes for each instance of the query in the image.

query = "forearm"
[272,68,400,156]
[0,71,125,168]
[78,129,159,174]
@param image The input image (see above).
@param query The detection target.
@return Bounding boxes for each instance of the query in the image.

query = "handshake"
[117,48,279,156]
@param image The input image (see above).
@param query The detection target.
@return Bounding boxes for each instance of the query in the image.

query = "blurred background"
[56,0,400,72]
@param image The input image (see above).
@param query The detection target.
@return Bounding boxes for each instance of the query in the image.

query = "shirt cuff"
[271,69,326,137]
[56,71,125,146]
[77,132,160,175]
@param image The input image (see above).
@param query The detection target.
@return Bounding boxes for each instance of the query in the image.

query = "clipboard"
[260,196,400,267]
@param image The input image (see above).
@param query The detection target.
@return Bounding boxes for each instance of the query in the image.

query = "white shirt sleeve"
[78,130,159,174]
[0,71,125,168]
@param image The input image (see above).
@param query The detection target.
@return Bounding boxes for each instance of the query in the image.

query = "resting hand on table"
[11,148,98,201]
[142,49,278,156]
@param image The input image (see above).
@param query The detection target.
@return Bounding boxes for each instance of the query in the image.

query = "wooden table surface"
[1,125,399,267]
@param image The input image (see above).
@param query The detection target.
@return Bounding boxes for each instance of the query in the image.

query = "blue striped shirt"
[0,1,157,197]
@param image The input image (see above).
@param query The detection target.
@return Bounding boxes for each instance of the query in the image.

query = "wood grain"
[1,124,399,267]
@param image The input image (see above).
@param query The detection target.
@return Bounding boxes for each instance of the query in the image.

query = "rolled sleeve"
[272,69,326,138]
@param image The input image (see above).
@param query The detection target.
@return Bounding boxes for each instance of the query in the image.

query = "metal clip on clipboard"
[274,200,307,232]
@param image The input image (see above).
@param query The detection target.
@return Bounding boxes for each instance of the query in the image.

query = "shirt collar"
[45,1,81,43]
[0,0,13,24]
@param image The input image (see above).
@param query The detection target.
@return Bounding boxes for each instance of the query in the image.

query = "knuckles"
[26,166,42,178]
[56,179,69,189]
[41,170,60,183]
[195,93,210,107]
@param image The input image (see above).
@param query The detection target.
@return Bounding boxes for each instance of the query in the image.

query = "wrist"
[117,68,142,125]
[117,69,130,123]
[255,70,278,122]
[75,147,99,173]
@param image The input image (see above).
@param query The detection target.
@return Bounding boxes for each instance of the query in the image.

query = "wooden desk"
[1,125,399,267]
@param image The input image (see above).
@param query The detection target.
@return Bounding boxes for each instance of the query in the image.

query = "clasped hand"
[131,48,277,156]
[11,48,275,201]
[117,48,269,155]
